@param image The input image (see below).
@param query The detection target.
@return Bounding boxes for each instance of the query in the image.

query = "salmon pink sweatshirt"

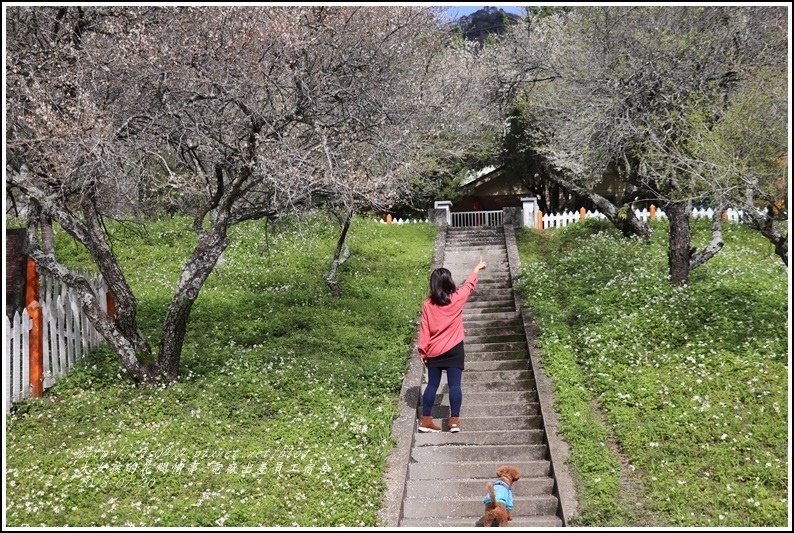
[418,271,479,361]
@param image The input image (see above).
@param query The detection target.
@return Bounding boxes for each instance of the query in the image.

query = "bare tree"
[502,6,787,283]
[6,6,451,382]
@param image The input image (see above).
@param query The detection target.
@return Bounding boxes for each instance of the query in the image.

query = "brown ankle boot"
[448,417,461,433]
[418,416,440,433]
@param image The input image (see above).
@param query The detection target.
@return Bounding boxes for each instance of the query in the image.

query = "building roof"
[458,165,503,188]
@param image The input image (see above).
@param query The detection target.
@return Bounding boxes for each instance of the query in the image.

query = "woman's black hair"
[428,268,456,305]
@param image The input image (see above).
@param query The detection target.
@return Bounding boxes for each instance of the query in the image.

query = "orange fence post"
[649,204,656,221]
[25,257,39,307]
[537,210,544,230]
[579,207,586,221]
[25,258,44,398]
[106,291,116,321]
[27,301,44,397]
[386,214,393,224]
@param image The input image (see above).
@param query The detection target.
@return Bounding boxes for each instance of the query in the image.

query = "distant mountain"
[453,7,522,44]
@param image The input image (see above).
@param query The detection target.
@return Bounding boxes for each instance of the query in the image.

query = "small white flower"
[720,433,728,440]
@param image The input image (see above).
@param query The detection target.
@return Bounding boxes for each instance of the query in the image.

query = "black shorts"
[426,341,465,369]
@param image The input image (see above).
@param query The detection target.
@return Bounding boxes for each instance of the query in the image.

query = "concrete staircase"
[399,226,562,527]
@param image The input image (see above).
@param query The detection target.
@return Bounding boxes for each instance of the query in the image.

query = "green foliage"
[455,6,520,44]
[516,220,788,526]
[6,214,437,526]
[6,217,27,229]
[450,25,465,50]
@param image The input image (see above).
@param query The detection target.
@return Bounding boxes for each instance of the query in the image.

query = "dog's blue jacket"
[483,479,514,510]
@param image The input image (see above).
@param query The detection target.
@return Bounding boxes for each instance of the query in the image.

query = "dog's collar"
[494,479,511,490]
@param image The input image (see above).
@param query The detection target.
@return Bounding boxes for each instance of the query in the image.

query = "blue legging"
[422,367,463,417]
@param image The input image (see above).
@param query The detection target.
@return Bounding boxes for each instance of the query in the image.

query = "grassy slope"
[516,219,789,526]
[6,215,436,526]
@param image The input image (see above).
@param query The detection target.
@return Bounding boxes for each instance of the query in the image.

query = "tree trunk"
[157,224,230,381]
[759,225,788,266]
[78,192,155,374]
[542,164,651,240]
[325,209,353,297]
[689,208,724,271]
[666,202,691,286]
[24,210,159,384]
[747,206,788,266]
[40,214,54,254]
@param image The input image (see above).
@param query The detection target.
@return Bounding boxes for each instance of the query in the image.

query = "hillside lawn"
[516,218,789,527]
[5,213,789,526]
[6,214,436,526]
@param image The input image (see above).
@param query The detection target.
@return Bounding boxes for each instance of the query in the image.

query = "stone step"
[474,282,513,289]
[447,265,510,273]
[428,401,540,418]
[470,279,511,286]
[465,350,528,362]
[468,291,514,302]
[414,415,543,432]
[407,460,551,481]
[446,245,505,251]
[464,331,526,346]
[405,476,554,499]
[475,270,511,276]
[464,307,518,317]
[447,256,509,263]
[431,390,538,406]
[465,334,525,344]
[446,236,504,242]
[445,247,507,254]
[411,443,548,463]
[422,362,530,378]
[399,516,563,527]
[472,278,512,285]
[468,286,513,293]
[466,341,527,353]
[464,326,526,337]
[464,359,528,372]
[463,318,522,329]
[463,369,532,382]
[401,495,559,519]
[447,228,504,234]
[465,299,515,309]
[444,258,509,265]
[445,243,506,248]
[446,237,505,243]
[424,379,535,394]
[452,273,511,282]
[414,429,545,447]
[463,311,519,321]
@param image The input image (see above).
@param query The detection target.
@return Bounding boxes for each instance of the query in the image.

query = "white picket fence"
[5,272,109,410]
[5,308,31,410]
[540,207,745,230]
[379,217,429,225]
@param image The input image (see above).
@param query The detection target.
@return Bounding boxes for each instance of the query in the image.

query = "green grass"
[6,213,436,526]
[515,218,789,526]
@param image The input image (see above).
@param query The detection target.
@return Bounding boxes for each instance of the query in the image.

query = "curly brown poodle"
[482,465,521,527]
